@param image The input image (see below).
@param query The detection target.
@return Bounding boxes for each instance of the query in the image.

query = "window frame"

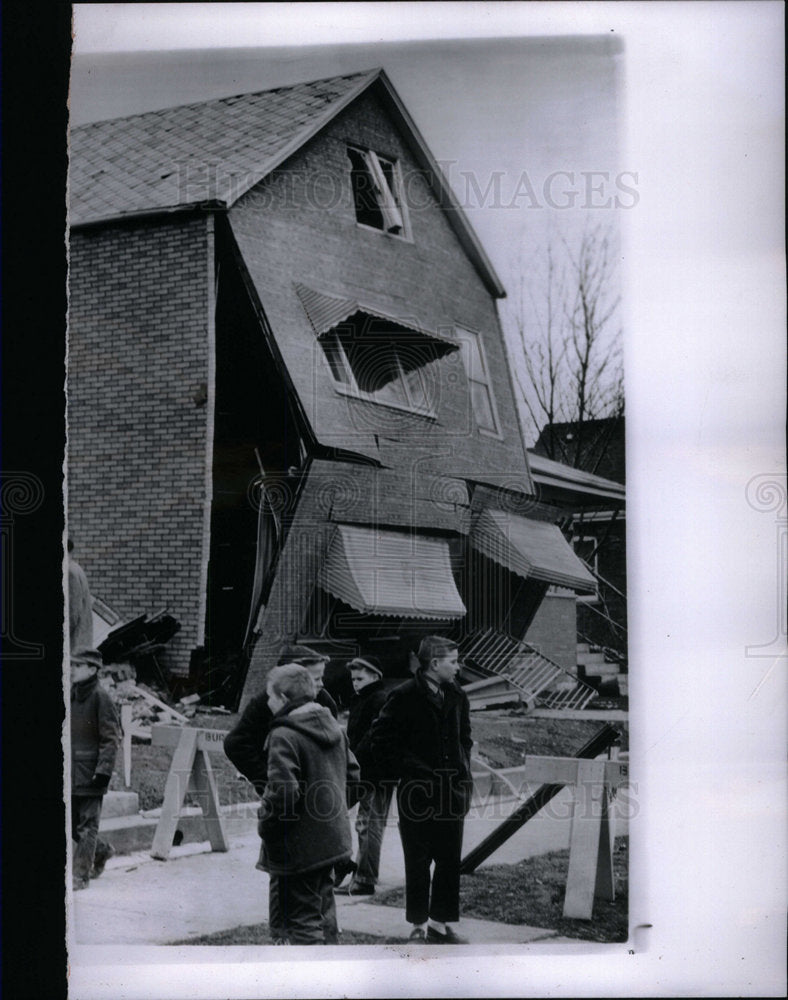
[347,144,412,242]
[455,326,503,438]
[319,327,437,418]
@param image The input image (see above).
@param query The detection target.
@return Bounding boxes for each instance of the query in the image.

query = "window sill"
[332,383,437,420]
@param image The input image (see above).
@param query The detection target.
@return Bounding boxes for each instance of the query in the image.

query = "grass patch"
[373,836,629,943]
[169,924,405,946]
[469,710,628,770]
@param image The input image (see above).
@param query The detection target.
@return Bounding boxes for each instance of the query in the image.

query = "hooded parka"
[258,700,360,875]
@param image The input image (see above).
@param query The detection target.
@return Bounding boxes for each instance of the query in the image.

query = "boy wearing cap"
[70,649,121,891]
[258,663,360,944]
[335,656,392,896]
[369,635,473,943]
[224,644,338,795]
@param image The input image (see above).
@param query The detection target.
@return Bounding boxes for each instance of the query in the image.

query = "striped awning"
[471,508,597,594]
[318,524,466,620]
[294,283,458,349]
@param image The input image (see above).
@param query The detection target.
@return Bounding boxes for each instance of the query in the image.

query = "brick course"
[67,215,211,672]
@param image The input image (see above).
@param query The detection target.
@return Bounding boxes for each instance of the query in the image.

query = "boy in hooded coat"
[258,663,360,945]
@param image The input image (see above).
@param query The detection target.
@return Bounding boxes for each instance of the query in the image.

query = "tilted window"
[456,327,502,435]
[347,147,407,236]
[294,284,457,416]
[320,317,444,414]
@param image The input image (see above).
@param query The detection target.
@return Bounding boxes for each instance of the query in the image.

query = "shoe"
[426,924,469,945]
[335,882,374,896]
[332,858,357,888]
[91,842,115,879]
[72,878,89,892]
[408,926,427,942]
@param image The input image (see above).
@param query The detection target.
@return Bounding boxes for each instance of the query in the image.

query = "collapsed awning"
[294,283,458,349]
[318,524,466,620]
[470,508,597,594]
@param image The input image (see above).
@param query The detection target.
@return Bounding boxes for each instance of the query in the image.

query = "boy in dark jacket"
[224,644,337,794]
[70,648,121,891]
[258,664,360,945]
[336,655,392,896]
[369,636,473,944]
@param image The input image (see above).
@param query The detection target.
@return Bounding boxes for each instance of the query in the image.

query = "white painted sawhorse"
[524,754,628,919]
[149,724,230,860]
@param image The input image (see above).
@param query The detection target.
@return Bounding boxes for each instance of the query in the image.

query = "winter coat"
[346,679,388,780]
[368,670,473,820]
[70,674,120,796]
[224,686,338,795]
[257,700,360,875]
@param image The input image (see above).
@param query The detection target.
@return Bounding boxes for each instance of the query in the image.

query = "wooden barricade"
[523,753,628,919]
[149,725,230,860]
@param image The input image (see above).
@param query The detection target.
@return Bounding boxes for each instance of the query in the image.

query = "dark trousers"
[398,813,464,924]
[71,795,109,885]
[268,865,338,944]
[352,783,394,887]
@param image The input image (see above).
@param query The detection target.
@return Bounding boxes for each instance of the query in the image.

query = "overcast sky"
[70,14,623,284]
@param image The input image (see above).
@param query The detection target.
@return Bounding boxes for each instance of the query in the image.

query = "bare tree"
[506,222,623,469]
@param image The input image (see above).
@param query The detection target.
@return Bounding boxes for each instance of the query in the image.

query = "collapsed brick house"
[68,69,600,709]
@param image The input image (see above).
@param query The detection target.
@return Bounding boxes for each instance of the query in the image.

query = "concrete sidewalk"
[72,787,627,946]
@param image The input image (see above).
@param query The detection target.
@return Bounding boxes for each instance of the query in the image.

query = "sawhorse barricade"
[460,723,623,920]
[523,754,628,919]
[149,725,230,860]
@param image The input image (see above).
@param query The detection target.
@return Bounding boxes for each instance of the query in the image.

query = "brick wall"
[67,214,212,672]
[524,592,578,670]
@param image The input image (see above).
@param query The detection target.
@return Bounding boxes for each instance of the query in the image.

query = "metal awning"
[471,508,597,594]
[294,283,458,349]
[318,524,466,619]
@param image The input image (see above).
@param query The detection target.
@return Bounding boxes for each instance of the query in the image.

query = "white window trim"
[456,326,504,439]
[348,145,412,242]
[321,331,437,419]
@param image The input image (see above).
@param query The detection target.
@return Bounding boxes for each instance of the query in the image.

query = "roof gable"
[69,68,505,297]
[69,70,374,227]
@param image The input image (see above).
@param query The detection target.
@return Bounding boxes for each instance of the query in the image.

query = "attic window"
[320,314,452,415]
[347,147,407,236]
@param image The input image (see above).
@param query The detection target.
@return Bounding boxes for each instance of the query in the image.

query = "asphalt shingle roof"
[69,71,375,226]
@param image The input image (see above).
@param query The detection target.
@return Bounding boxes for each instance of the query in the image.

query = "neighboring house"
[529,417,627,678]
[68,69,597,708]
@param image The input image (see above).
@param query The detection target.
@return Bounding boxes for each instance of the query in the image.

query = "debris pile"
[99,610,180,669]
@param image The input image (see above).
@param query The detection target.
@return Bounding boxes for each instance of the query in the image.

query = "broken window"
[320,315,449,414]
[347,147,406,235]
[456,327,502,435]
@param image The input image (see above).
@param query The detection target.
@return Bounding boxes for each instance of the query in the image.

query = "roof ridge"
[71,68,382,130]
